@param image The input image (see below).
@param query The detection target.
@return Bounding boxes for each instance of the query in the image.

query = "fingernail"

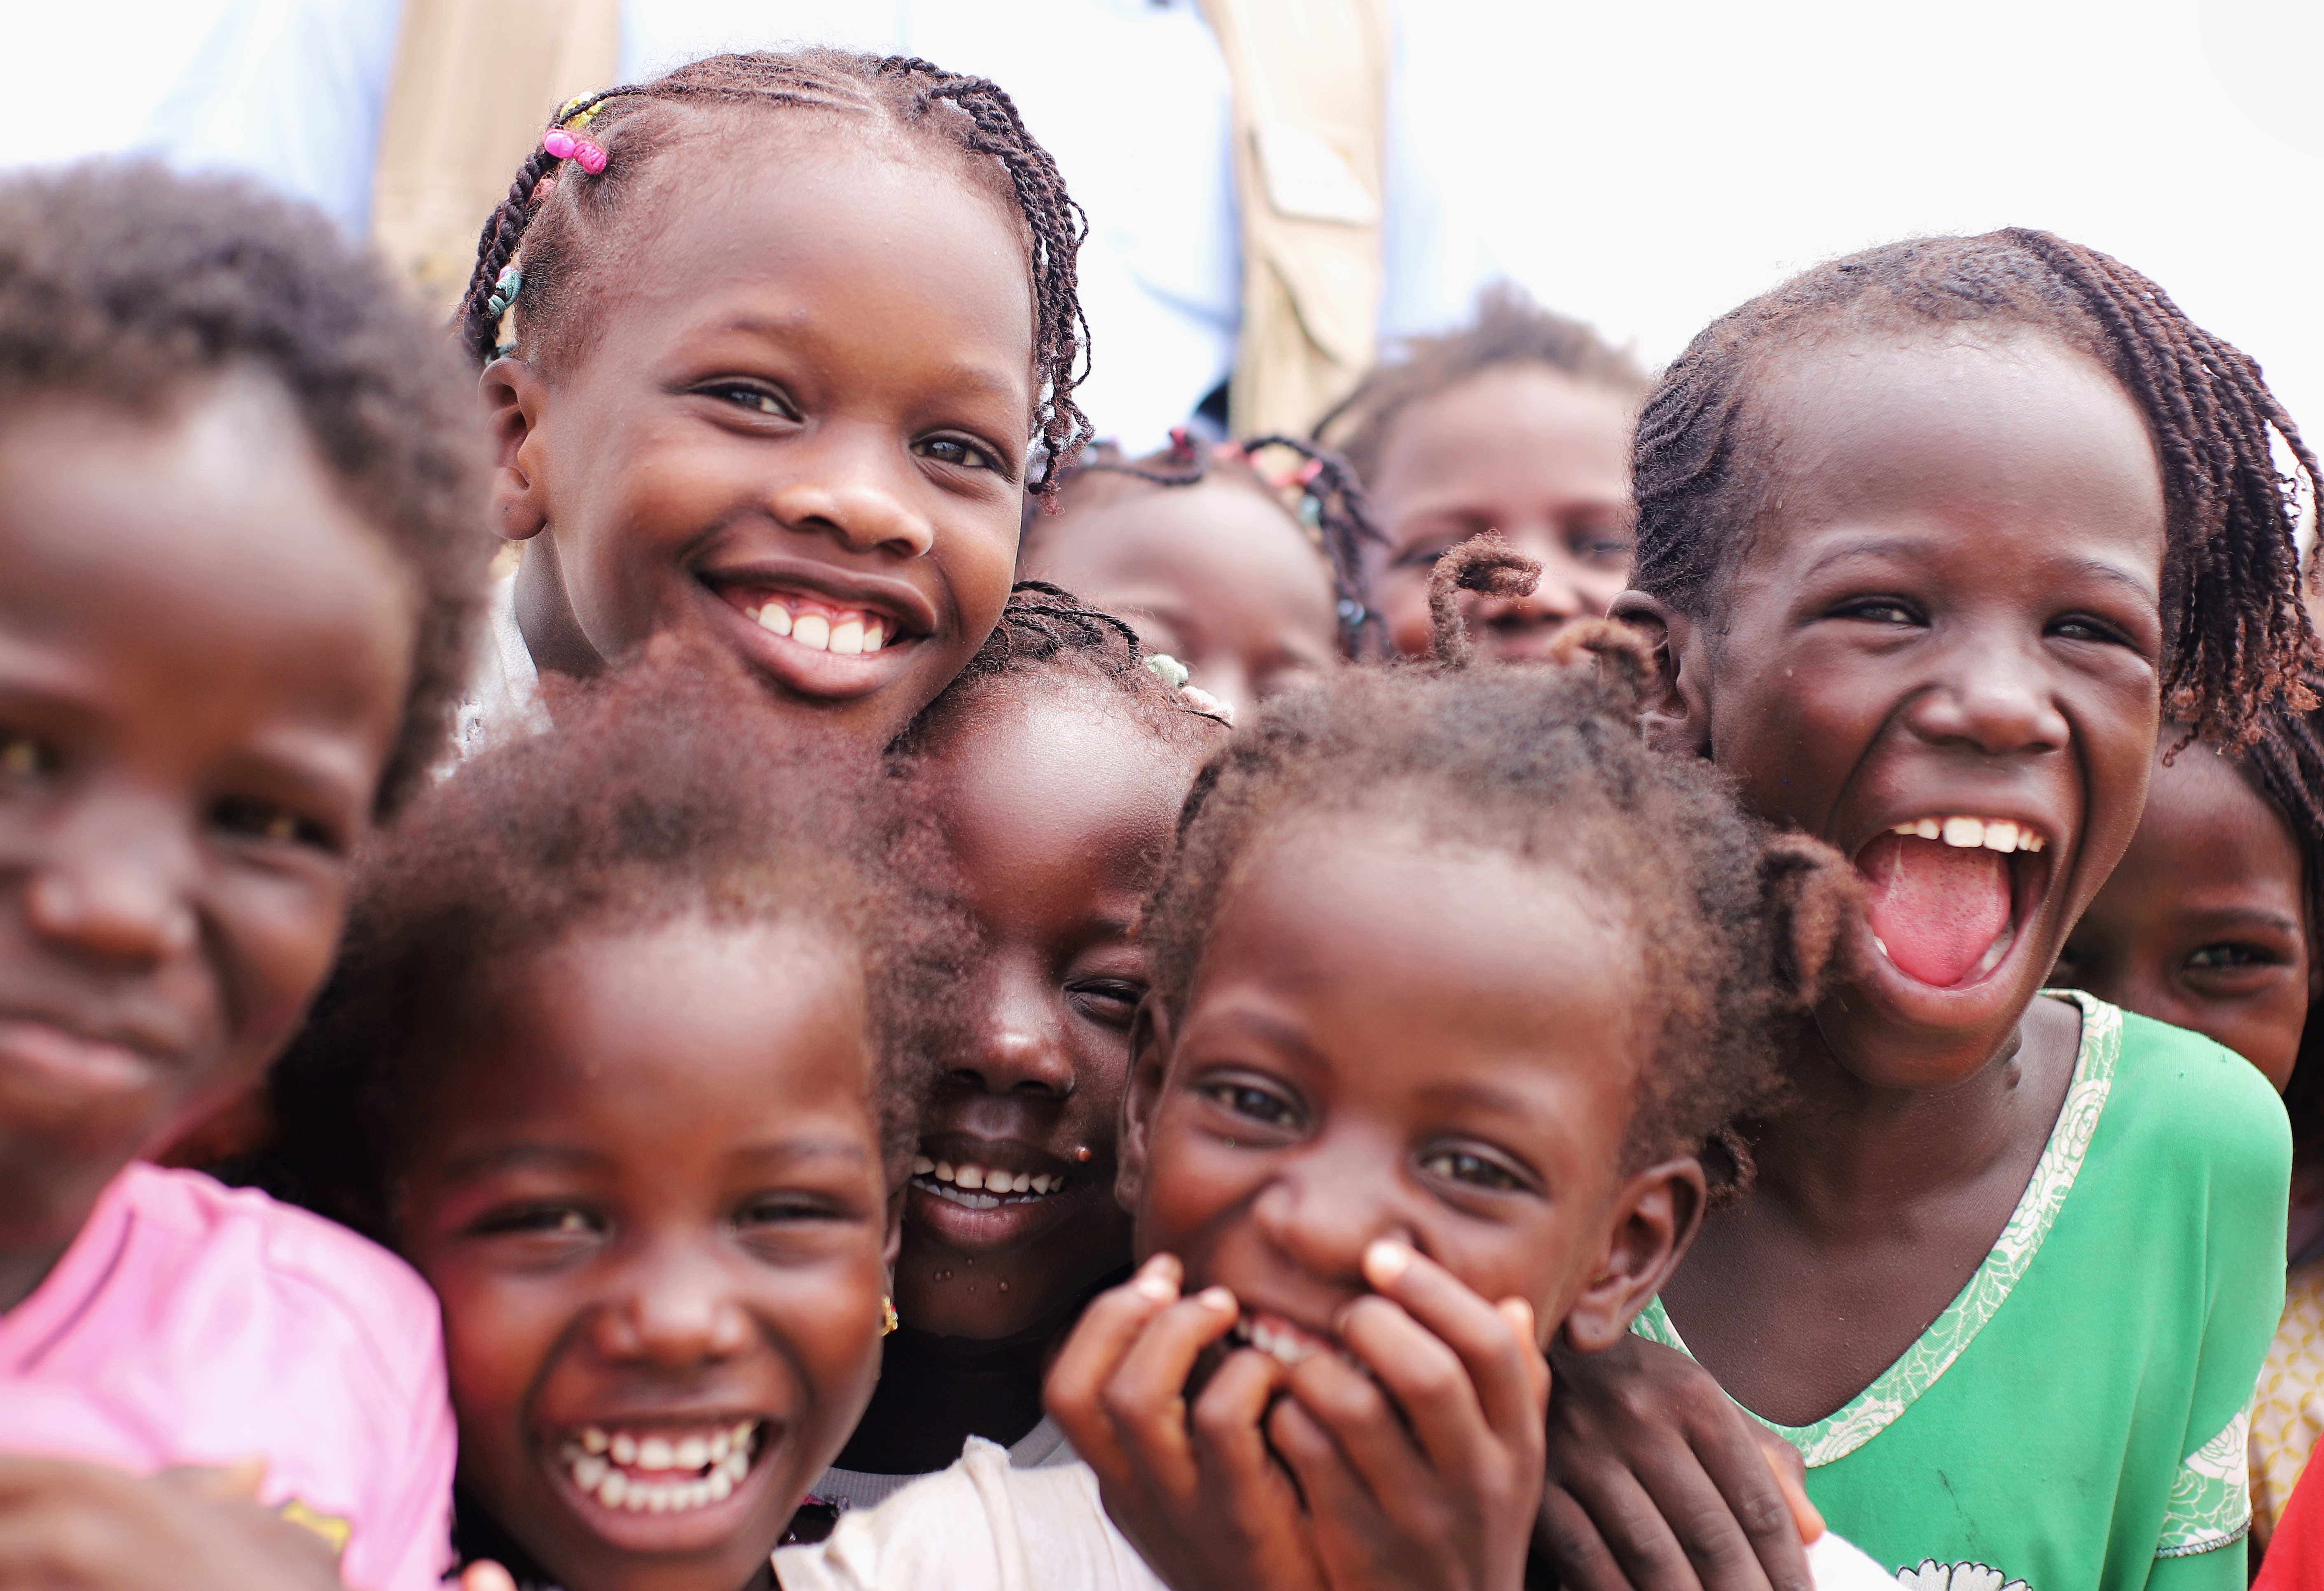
[1197,1285,1237,1312]
[1501,1297,1536,1341]
[1363,1239,1412,1286]
[1134,1253,1181,1300]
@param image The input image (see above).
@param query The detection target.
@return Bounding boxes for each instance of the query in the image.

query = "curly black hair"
[456,49,1092,500]
[258,641,965,1241]
[893,580,1235,762]
[1314,280,1651,488]
[1025,432,1386,657]
[1629,229,2317,750]
[2236,671,2324,1154]
[0,161,493,814]
[1140,540,1857,1169]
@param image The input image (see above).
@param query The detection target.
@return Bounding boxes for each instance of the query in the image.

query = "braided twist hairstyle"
[1140,572,1859,1171]
[454,49,1092,500]
[1630,229,2317,749]
[1032,430,1387,657]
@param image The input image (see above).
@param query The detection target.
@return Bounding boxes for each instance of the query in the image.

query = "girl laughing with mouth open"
[773,583,1895,1590]
[1540,232,2318,1591]
[794,584,1230,1524]
[259,645,958,1591]
[449,49,1088,759]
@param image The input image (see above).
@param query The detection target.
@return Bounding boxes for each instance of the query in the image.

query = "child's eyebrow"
[1412,1075,1554,1125]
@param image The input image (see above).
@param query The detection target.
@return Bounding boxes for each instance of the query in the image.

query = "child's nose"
[591,1246,756,1368]
[765,434,937,558]
[954,973,1075,1097]
[1251,1151,1419,1283]
[21,797,200,968]
[1906,638,2072,756]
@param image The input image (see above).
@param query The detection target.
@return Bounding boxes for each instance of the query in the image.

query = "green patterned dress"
[1634,993,2289,1590]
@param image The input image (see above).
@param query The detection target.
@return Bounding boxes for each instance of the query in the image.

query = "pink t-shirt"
[0,1162,455,1591]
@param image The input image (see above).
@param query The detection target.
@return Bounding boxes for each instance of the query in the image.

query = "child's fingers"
[1282,1349,1436,1506]
[1747,1423,1824,1545]
[1267,1394,1398,1561]
[1044,1255,1184,1477]
[1185,1342,1292,1486]
[1355,1240,1548,1449]
[461,1561,521,1591]
[1096,1284,1244,1492]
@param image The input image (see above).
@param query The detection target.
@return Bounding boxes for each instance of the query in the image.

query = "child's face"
[1365,366,1634,663]
[2054,736,2314,1089]
[395,920,893,1591]
[899,686,1191,1338]
[1023,479,1337,720]
[1122,815,1688,1363]
[0,386,415,1267]
[1629,333,2167,1091]
[486,129,1034,743]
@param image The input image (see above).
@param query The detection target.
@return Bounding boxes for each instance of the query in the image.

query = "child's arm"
[1045,1254,1330,1591]
[0,1455,344,1591]
[1536,1335,1816,1591]
[1262,1241,1547,1591]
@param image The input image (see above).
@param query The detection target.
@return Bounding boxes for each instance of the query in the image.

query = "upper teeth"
[910,1156,1061,1198]
[1889,815,2044,853]
[1232,1315,1320,1367]
[561,1420,759,1514]
[749,597,886,654]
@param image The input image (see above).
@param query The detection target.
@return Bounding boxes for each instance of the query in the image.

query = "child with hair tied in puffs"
[774,545,1894,1590]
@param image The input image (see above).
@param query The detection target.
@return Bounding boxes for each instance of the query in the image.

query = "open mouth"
[1857,814,2052,989]
[725,586,903,657]
[1230,1309,1352,1369]
[909,1150,1073,1210]
[554,1419,763,1516]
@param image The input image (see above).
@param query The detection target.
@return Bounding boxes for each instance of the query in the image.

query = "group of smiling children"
[2,40,2321,1591]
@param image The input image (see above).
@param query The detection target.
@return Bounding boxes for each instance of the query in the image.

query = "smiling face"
[395,918,892,1591]
[1365,365,1636,663]
[0,385,414,1303]
[1122,815,1684,1364]
[1632,332,2167,1090]
[2054,734,2314,1089]
[488,123,1034,743]
[1022,478,1338,721]
[899,685,1196,1338]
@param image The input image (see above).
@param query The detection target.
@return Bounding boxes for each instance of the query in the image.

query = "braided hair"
[1030,430,1386,658]
[1313,280,1650,486]
[2237,671,2324,1152]
[1140,534,1858,1170]
[892,581,1234,761]
[454,49,1092,500]
[1630,229,2317,749]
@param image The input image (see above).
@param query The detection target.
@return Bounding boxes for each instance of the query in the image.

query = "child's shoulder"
[119,1163,442,1388]
[2063,992,2290,1184]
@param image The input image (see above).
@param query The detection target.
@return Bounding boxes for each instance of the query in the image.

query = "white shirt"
[772,1437,1905,1591]
[134,0,1492,453]
[448,570,546,765]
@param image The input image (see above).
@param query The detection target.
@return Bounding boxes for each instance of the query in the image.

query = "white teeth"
[1874,935,1891,957]
[582,1427,609,1455]
[914,1160,1066,1203]
[573,1454,608,1491]
[1031,1175,1052,1194]
[863,621,885,652]
[610,1433,637,1465]
[792,614,831,651]
[1973,921,2015,979]
[708,1431,731,1463]
[1892,815,2045,854]
[912,1155,935,1176]
[599,1472,628,1507]
[955,1165,984,1190]
[566,1423,758,1513]
[755,603,792,637]
[935,1160,955,1181]
[732,1419,755,1447]
[674,1436,707,1470]
[1941,816,1985,848]
[638,1436,674,1471]
[829,618,864,656]
[707,1469,734,1502]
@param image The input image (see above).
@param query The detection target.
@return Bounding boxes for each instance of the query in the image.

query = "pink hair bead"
[573,138,608,174]
[542,128,578,160]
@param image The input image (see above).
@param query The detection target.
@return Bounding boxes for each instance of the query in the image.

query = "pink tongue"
[1858,833,2012,987]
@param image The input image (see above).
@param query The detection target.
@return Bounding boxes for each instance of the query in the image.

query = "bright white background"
[11,0,2322,437]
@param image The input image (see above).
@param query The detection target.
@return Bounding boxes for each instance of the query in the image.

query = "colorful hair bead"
[540,128,608,174]
[1145,654,1234,724]
[484,264,522,320]
[542,128,578,161]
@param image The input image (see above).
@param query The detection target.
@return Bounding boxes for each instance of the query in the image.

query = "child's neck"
[830,1314,1061,1476]
[1660,993,2081,1426]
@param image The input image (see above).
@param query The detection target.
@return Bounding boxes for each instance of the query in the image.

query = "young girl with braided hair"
[450,48,1089,756]
[788,582,1230,1537]
[1017,430,1382,721]
[772,545,1896,1590]
[1541,230,2314,1591]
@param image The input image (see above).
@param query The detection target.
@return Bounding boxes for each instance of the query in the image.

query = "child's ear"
[1606,592,1710,758]
[1560,1154,1708,1353]
[481,357,549,543]
[1115,996,1172,1215]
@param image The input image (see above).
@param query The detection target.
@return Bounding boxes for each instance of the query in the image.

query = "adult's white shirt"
[138,0,1490,452]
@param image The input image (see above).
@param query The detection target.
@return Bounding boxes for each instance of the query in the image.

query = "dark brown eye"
[1421,1148,1523,1191]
